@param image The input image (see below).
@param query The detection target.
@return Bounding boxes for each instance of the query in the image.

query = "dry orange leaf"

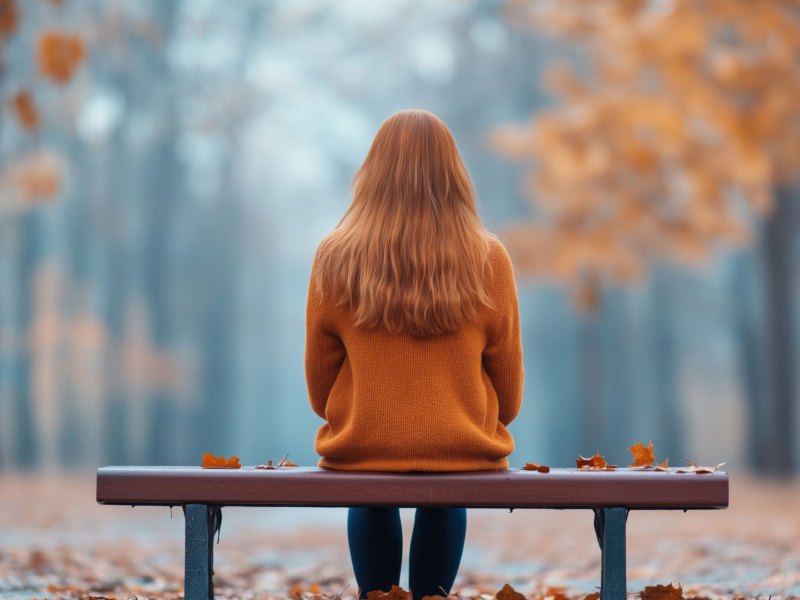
[255,454,300,469]
[583,594,600,600]
[522,462,550,473]
[576,452,618,470]
[366,584,411,600]
[495,582,526,600]
[675,460,726,474]
[200,453,241,469]
[628,440,655,467]
[36,30,86,84]
[11,91,40,132]
[543,585,568,599]
[640,582,684,599]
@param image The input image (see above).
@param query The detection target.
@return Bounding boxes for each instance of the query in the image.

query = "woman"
[305,109,524,600]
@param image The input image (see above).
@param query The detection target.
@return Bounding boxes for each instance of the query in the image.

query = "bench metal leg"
[593,507,628,600]
[183,504,222,600]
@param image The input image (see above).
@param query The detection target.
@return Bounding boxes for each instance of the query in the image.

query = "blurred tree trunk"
[578,312,605,456]
[13,212,40,470]
[731,249,768,471]
[650,264,683,465]
[758,185,798,474]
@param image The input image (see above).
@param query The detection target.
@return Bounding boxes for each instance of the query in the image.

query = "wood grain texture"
[96,466,728,509]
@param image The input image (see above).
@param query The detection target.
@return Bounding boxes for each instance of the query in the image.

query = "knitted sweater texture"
[304,237,524,472]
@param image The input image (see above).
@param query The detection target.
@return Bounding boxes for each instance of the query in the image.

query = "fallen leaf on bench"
[255,454,300,469]
[627,441,672,471]
[495,582,526,600]
[366,584,411,600]
[200,453,241,469]
[629,440,656,466]
[522,462,550,472]
[675,460,726,474]
[640,582,684,599]
[576,452,618,470]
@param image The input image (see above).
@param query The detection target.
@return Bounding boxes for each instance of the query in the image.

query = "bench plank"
[96,466,728,509]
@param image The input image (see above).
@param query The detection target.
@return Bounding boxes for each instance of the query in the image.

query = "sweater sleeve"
[304,264,346,420]
[483,240,524,427]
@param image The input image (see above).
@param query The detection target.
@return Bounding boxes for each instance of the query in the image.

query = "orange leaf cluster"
[200,453,241,469]
[288,582,322,598]
[11,90,40,132]
[366,584,411,600]
[493,0,800,313]
[522,462,550,473]
[640,582,685,599]
[36,30,86,84]
[576,452,618,471]
[8,152,61,201]
[0,0,19,38]
[496,583,525,600]
[255,454,299,470]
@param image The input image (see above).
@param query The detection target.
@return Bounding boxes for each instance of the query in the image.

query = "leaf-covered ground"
[0,470,798,599]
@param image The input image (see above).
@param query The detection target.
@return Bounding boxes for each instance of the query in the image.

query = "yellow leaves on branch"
[200,453,241,469]
[36,30,86,84]
[11,91,40,132]
[493,0,800,312]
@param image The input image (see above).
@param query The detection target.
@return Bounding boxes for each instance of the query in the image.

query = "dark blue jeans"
[347,507,467,600]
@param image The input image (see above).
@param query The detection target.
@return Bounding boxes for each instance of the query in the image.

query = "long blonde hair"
[313,109,497,337]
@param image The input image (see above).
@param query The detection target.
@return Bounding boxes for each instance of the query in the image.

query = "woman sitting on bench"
[305,109,525,600]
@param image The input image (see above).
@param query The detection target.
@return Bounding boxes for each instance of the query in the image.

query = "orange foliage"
[522,462,550,473]
[0,0,18,38]
[8,152,61,201]
[36,30,86,84]
[576,452,618,471]
[11,90,40,132]
[495,583,525,600]
[366,584,411,600]
[200,453,241,469]
[640,582,685,599]
[629,440,655,467]
[493,0,800,312]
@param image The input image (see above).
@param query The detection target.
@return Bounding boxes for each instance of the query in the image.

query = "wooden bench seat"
[96,466,729,600]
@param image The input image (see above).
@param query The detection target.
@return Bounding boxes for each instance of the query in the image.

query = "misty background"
[1,0,797,477]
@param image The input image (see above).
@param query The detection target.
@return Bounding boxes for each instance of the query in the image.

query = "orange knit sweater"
[304,237,524,472]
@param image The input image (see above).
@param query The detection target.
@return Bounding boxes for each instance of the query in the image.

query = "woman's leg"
[347,507,403,599]
[408,507,467,599]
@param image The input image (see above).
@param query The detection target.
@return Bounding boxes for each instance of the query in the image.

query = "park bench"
[96,466,729,600]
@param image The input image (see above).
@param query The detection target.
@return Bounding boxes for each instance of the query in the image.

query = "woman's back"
[305,235,524,472]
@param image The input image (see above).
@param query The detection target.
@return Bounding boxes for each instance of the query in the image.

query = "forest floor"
[0,470,798,600]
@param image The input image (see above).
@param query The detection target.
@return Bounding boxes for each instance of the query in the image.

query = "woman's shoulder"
[484,234,514,284]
